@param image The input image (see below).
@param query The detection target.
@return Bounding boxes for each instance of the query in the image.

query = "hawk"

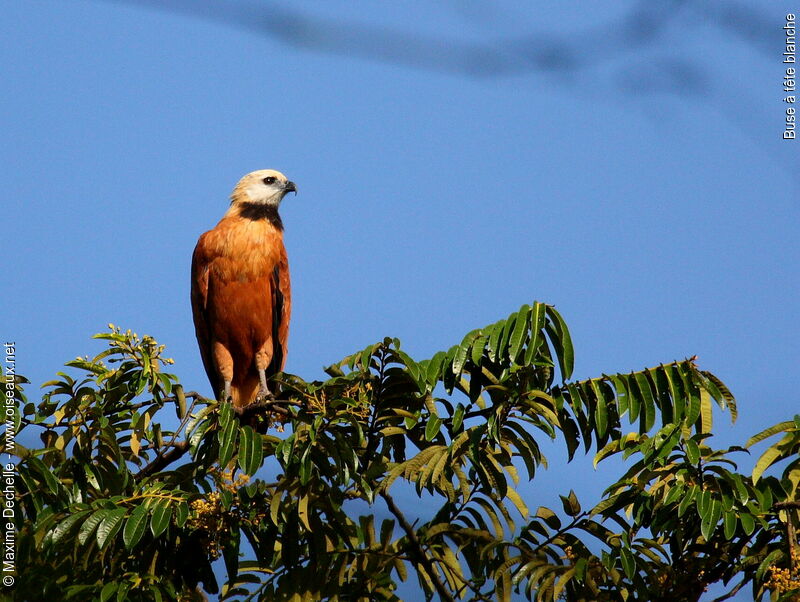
[191,170,296,412]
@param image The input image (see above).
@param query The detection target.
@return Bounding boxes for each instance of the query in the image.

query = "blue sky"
[3,1,798,599]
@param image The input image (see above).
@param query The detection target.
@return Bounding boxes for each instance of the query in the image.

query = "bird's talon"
[256,388,275,404]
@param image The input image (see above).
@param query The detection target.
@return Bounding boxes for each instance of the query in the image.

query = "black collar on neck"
[238,203,283,230]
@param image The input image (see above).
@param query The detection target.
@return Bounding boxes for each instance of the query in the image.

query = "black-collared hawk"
[191,170,296,412]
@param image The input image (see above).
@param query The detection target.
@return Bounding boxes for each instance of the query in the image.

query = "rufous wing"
[190,232,220,398]
[269,244,291,375]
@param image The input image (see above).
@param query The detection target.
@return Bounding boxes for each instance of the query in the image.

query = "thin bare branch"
[381,491,456,602]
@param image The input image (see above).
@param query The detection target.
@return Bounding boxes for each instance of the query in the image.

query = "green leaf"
[506,487,529,519]
[26,456,62,496]
[607,374,631,421]
[678,486,698,517]
[425,416,442,442]
[218,413,239,468]
[756,549,783,581]
[594,440,620,469]
[298,446,313,486]
[723,511,736,539]
[739,512,755,535]
[175,384,187,419]
[97,508,126,550]
[238,425,263,476]
[633,372,656,432]
[451,336,471,377]
[685,379,701,427]
[298,495,312,531]
[752,436,791,483]
[508,304,530,363]
[698,388,713,434]
[359,343,375,371]
[100,582,118,602]
[590,380,608,439]
[219,400,234,429]
[487,320,504,362]
[503,421,542,479]
[524,302,547,365]
[78,509,108,545]
[51,510,90,544]
[664,484,684,506]
[620,547,635,580]
[701,499,722,540]
[685,439,700,465]
[470,334,487,366]
[150,499,172,537]
[497,311,518,363]
[536,506,561,530]
[123,503,149,549]
[663,364,683,422]
[696,488,712,517]
[173,501,189,528]
[115,582,131,602]
[552,566,576,600]
[426,351,446,384]
[451,404,465,433]
[380,518,395,547]
[559,490,581,517]
[703,371,738,421]
[545,305,574,380]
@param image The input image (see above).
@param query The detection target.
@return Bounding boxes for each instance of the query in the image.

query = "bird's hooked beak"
[284,181,297,195]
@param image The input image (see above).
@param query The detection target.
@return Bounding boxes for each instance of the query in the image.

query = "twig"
[380,491,456,602]
[138,442,188,451]
[164,394,201,450]
[134,440,190,481]
[101,390,205,417]
[133,392,205,481]
[710,577,746,602]
[464,406,494,420]
[531,512,588,557]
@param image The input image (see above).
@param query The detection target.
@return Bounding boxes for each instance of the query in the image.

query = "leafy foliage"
[5,305,798,601]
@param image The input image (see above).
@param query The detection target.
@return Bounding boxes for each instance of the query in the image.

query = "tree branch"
[134,440,190,482]
[133,392,205,481]
[380,491,456,602]
[710,577,746,602]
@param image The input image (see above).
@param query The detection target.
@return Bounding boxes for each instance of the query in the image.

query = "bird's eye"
[263,176,277,185]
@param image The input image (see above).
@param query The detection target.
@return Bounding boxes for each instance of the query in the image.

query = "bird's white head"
[231,169,297,207]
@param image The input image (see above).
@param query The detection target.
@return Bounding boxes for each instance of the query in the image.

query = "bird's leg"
[254,343,275,406]
[213,342,235,402]
[256,369,275,404]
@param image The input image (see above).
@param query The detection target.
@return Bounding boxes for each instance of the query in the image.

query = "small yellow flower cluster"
[306,389,328,414]
[188,492,224,560]
[218,467,250,493]
[190,492,221,523]
[186,467,266,560]
[341,382,372,419]
[766,552,800,597]
[560,547,607,582]
[302,381,374,419]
